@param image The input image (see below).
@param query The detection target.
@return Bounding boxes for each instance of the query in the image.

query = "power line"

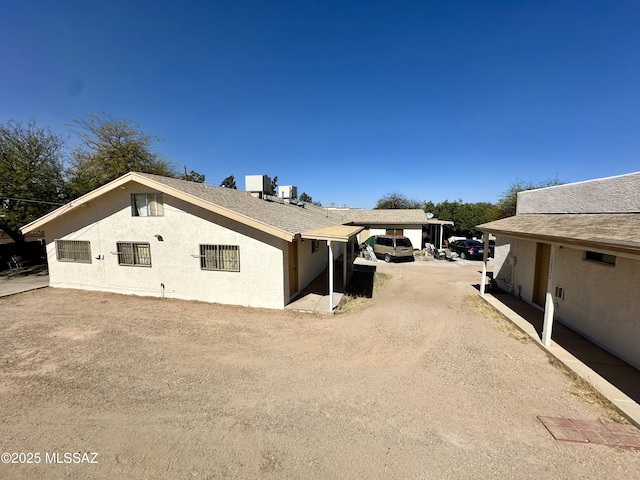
[0,197,65,206]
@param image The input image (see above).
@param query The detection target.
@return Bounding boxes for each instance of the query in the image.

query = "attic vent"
[554,286,564,300]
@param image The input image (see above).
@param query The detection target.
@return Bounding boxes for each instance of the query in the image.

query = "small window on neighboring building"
[131,193,164,217]
[117,242,152,266]
[585,250,616,266]
[199,244,240,271]
[311,239,320,253]
[55,240,92,263]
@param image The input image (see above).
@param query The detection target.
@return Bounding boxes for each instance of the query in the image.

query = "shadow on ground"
[476,287,640,405]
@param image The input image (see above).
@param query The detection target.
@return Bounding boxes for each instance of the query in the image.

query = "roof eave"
[478,224,640,257]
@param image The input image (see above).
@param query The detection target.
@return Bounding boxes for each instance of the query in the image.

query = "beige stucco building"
[21,173,363,310]
[478,172,640,370]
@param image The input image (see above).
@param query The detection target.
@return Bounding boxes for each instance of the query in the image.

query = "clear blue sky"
[2,1,639,208]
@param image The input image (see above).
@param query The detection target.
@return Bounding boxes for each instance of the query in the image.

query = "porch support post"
[328,240,334,311]
[439,225,444,249]
[480,236,489,296]
[541,245,556,346]
[342,242,347,287]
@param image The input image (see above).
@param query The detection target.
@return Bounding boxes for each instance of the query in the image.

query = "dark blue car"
[448,239,492,260]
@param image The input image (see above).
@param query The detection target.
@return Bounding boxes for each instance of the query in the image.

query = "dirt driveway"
[1,261,639,479]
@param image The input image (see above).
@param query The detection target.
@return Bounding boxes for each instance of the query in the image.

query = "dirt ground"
[1,260,639,479]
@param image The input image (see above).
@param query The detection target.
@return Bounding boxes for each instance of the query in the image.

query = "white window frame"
[131,193,164,217]
[199,244,240,272]
[117,242,152,267]
[55,240,92,263]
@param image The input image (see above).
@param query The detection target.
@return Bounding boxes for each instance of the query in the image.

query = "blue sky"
[2,1,640,209]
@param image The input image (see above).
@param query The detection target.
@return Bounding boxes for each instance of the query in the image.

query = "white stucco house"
[325,208,453,250]
[477,172,640,370]
[21,172,363,310]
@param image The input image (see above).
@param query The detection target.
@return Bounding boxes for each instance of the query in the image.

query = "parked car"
[366,235,414,262]
[448,239,491,260]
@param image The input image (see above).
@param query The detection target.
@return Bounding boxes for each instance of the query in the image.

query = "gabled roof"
[21,172,341,242]
[478,213,640,256]
[338,208,430,225]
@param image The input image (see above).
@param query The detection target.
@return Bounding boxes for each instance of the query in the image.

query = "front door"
[288,240,298,297]
[532,243,551,307]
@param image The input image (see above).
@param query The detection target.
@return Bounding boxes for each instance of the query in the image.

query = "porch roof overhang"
[301,225,363,243]
[477,213,640,257]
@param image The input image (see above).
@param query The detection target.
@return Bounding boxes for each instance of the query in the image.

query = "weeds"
[336,272,390,314]
[548,357,629,424]
[463,294,531,343]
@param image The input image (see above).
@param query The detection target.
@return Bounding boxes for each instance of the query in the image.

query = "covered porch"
[286,225,362,314]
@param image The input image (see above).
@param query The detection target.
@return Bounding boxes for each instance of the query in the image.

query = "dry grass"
[466,293,629,423]
[548,357,630,424]
[337,272,390,314]
[463,294,531,343]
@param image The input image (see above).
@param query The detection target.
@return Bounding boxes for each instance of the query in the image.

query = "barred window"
[131,193,164,217]
[55,240,92,263]
[117,242,152,266]
[199,244,240,271]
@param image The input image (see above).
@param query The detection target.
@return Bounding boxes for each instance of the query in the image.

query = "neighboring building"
[477,172,640,370]
[21,173,363,310]
[0,229,44,244]
[328,208,454,250]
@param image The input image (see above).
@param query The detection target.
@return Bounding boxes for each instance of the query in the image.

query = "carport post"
[439,225,444,249]
[328,240,334,310]
[480,236,489,296]
[541,245,556,346]
[343,242,347,287]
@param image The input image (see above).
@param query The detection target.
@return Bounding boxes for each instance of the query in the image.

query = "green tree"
[425,199,500,238]
[220,175,237,189]
[68,113,178,196]
[299,192,322,206]
[270,176,278,195]
[496,177,565,218]
[0,120,68,243]
[375,192,422,209]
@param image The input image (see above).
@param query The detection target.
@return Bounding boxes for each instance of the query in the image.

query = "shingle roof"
[338,208,429,224]
[22,172,434,241]
[478,213,640,255]
[136,173,339,236]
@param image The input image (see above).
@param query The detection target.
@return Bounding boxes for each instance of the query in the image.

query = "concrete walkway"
[285,266,346,314]
[481,290,640,428]
[0,266,49,297]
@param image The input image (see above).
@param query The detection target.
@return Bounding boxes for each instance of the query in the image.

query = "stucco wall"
[492,236,514,293]
[517,172,640,214]
[496,236,640,369]
[552,246,640,369]
[297,239,329,293]
[44,183,286,309]
[511,239,537,304]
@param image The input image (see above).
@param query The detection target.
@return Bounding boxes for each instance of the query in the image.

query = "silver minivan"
[370,235,414,262]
